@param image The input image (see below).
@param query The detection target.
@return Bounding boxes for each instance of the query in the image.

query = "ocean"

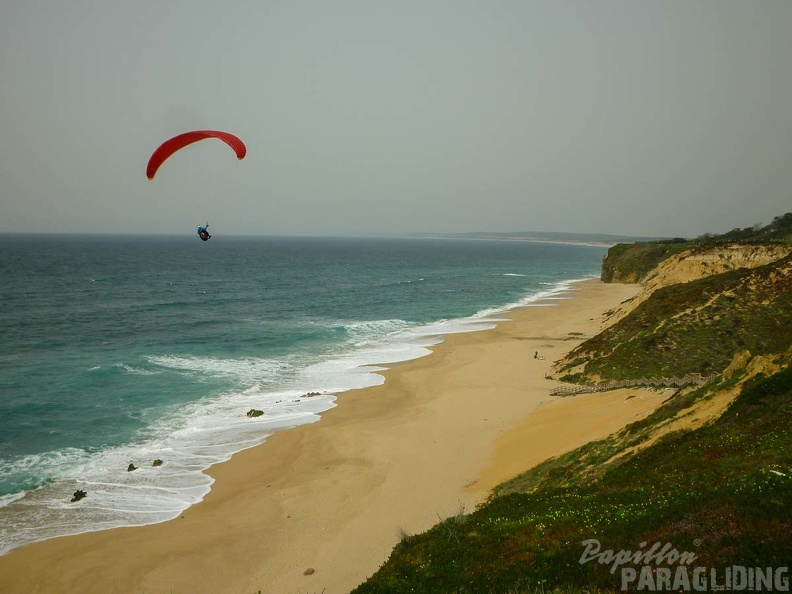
[0,234,605,555]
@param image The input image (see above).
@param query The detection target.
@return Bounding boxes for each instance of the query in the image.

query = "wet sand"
[0,280,666,594]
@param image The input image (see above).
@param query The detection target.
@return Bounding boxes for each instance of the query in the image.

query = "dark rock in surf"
[247,409,264,418]
[71,489,87,502]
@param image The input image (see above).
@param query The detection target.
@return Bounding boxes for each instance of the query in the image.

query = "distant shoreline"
[509,237,617,248]
[406,234,619,248]
[0,231,651,247]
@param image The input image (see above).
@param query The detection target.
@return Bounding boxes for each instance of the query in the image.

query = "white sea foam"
[0,391,336,555]
[0,492,26,508]
[0,448,94,488]
[114,363,160,376]
[146,354,294,384]
[468,277,588,321]
[341,318,412,343]
[0,277,592,556]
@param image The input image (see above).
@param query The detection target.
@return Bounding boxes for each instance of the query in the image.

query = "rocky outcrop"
[247,409,264,418]
[71,489,87,502]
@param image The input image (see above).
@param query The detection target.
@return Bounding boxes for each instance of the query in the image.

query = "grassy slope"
[353,367,792,593]
[558,255,792,381]
[353,220,792,592]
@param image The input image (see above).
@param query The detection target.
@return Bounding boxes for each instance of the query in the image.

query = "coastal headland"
[0,280,669,594]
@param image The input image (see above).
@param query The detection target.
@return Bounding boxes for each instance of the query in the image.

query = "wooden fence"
[549,372,719,397]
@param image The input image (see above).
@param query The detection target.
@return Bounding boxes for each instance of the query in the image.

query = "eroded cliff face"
[603,243,791,325]
[643,244,791,295]
[601,243,689,284]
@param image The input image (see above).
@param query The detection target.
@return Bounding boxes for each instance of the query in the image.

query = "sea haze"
[0,235,605,554]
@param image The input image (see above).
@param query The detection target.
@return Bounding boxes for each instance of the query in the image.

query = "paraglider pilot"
[197,222,211,241]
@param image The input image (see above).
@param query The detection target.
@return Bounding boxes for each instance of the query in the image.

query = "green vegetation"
[351,214,792,592]
[697,212,792,245]
[353,367,792,593]
[560,254,792,381]
[601,212,792,283]
[601,242,691,283]
[353,215,792,593]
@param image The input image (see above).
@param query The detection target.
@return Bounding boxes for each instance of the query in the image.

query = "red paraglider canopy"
[146,130,247,180]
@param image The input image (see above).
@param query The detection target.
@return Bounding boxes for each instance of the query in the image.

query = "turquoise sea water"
[0,235,605,554]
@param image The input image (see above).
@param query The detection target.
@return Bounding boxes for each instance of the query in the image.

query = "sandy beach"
[0,279,669,594]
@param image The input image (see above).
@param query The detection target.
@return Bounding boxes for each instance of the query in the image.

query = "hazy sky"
[2,1,790,238]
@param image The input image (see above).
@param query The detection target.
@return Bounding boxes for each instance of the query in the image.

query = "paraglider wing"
[146,130,247,180]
